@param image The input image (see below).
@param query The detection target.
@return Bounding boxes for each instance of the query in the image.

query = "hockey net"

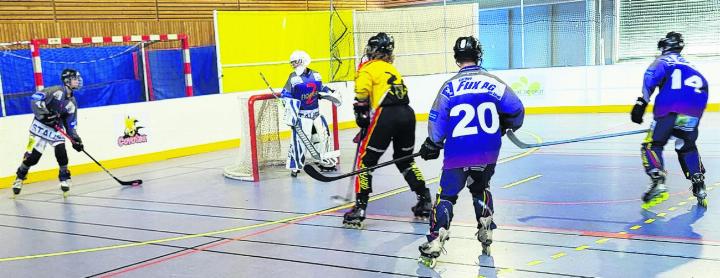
[224,93,340,182]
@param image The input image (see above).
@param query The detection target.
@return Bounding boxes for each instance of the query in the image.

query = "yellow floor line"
[656,212,667,217]
[644,218,656,224]
[575,245,590,251]
[677,201,688,206]
[551,252,566,259]
[526,260,544,266]
[502,174,543,189]
[595,238,610,244]
[668,207,678,211]
[630,225,642,230]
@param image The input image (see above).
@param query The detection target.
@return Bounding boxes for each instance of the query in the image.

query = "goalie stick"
[55,126,143,186]
[304,152,422,182]
[506,129,649,149]
[259,72,340,162]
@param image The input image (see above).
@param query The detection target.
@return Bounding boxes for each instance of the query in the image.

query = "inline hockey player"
[282,50,341,177]
[631,32,709,208]
[343,32,432,228]
[417,36,525,267]
[11,69,85,197]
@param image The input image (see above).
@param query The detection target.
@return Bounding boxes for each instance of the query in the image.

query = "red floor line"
[99,215,319,277]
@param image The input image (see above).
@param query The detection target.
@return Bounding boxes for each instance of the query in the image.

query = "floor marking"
[644,218,656,224]
[502,174,543,189]
[575,245,590,251]
[678,201,688,206]
[668,207,678,211]
[656,212,667,217]
[497,268,515,274]
[630,225,642,230]
[526,260,543,266]
[595,238,610,244]
[551,252,566,259]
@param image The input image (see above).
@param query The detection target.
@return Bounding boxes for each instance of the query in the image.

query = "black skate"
[642,172,669,210]
[411,190,432,219]
[343,206,366,229]
[476,216,494,256]
[691,174,708,208]
[418,227,450,268]
[11,178,23,198]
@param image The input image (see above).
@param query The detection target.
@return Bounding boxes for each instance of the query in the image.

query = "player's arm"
[30,90,60,126]
[498,88,525,135]
[420,82,451,160]
[281,74,301,127]
[62,107,84,152]
[631,59,666,124]
[352,70,373,128]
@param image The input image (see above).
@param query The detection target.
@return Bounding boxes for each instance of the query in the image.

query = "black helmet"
[657,31,684,53]
[453,36,482,64]
[366,32,394,57]
[61,69,82,89]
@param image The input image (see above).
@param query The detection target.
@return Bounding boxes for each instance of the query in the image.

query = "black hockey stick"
[55,126,143,186]
[330,128,366,203]
[305,152,422,182]
[506,129,649,149]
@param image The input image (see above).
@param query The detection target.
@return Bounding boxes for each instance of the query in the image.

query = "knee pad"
[641,143,664,172]
[691,173,704,184]
[430,199,454,234]
[467,165,494,196]
[472,189,494,219]
[22,149,43,167]
[401,162,425,192]
[59,165,71,181]
[55,144,69,166]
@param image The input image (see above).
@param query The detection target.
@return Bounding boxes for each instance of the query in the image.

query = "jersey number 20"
[450,103,499,137]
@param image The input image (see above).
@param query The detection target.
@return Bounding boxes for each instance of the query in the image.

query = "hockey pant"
[641,113,705,180]
[286,115,336,171]
[17,124,71,182]
[428,165,497,241]
[354,105,426,201]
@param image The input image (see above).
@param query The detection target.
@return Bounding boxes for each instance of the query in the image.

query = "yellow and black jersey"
[354,59,410,109]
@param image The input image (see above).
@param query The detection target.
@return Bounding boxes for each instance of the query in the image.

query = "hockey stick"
[258,72,336,161]
[330,128,366,203]
[506,129,649,149]
[304,152,422,182]
[55,126,143,186]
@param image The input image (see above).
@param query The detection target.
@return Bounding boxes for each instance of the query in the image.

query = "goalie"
[282,50,342,177]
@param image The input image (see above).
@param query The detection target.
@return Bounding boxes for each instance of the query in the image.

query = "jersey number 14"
[451,103,499,137]
[671,69,704,93]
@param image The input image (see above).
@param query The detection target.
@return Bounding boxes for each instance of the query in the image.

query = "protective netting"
[224,95,285,181]
[329,6,354,81]
[355,4,478,76]
[618,0,720,61]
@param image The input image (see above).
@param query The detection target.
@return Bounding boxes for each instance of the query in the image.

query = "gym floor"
[1,113,718,278]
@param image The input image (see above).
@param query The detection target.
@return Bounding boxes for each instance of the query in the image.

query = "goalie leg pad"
[286,118,312,171]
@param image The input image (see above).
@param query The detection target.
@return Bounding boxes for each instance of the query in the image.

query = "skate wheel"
[642,193,669,210]
[699,198,708,208]
[343,222,364,229]
[418,256,437,268]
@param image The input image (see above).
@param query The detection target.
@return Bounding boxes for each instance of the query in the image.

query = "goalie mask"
[658,31,684,53]
[290,50,311,76]
[453,36,483,65]
[61,68,83,90]
[366,32,394,59]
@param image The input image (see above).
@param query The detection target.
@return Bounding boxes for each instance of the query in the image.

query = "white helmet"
[290,50,311,75]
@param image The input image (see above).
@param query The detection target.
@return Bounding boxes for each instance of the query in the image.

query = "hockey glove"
[40,113,61,127]
[631,97,648,124]
[70,134,84,152]
[353,100,370,128]
[419,137,442,160]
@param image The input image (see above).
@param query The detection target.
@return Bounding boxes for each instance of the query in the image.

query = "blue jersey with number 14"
[643,53,709,119]
[428,66,524,169]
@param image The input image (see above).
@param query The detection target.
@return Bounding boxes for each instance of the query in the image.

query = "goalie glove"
[319,88,342,107]
[283,98,301,127]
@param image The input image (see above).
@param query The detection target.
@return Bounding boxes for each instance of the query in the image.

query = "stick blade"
[303,164,339,182]
[120,179,143,186]
[506,130,532,149]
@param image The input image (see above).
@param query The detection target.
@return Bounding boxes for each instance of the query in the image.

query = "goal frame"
[243,93,340,182]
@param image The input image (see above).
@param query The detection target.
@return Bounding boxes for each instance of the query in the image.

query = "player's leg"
[12,135,47,196]
[54,142,71,196]
[344,108,392,229]
[640,115,674,207]
[468,164,496,256]
[391,105,431,218]
[418,168,466,268]
[673,115,707,207]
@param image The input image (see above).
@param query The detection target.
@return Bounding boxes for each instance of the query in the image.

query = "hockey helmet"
[290,50,311,75]
[61,68,83,90]
[365,32,394,58]
[657,32,684,53]
[453,36,483,64]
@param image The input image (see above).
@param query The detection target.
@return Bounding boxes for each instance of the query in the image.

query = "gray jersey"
[31,86,79,138]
